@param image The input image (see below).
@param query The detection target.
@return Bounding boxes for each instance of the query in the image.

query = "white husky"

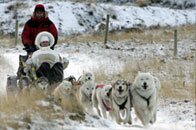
[92,84,112,119]
[77,72,95,113]
[131,72,161,126]
[52,80,72,104]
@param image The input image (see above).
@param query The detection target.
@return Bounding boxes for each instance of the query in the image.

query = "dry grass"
[5,92,80,115]
[0,77,84,127]
[0,90,85,128]
[0,35,17,47]
[0,25,195,47]
[0,92,45,115]
[94,70,110,83]
[57,25,196,44]
[160,81,195,99]
[136,0,150,7]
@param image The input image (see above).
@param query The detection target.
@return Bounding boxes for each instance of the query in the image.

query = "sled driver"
[22,4,58,55]
[25,31,68,85]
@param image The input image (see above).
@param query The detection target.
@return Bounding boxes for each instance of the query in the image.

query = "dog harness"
[142,95,151,106]
[102,99,112,111]
[96,84,112,111]
[113,95,128,110]
[135,89,151,106]
[96,84,105,89]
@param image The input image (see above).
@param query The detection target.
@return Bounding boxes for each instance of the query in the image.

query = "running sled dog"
[77,72,96,113]
[92,84,112,119]
[131,72,161,126]
[111,80,132,124]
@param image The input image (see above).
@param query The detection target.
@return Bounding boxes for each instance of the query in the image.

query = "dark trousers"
[36,62,63,84]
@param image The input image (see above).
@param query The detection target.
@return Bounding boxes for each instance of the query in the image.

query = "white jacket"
[26,47,60,69]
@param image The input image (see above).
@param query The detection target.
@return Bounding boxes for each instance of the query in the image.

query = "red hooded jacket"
[22,4,58,50]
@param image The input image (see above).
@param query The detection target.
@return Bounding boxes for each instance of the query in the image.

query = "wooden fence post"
[104,14,110,45]
[174,29,177,56]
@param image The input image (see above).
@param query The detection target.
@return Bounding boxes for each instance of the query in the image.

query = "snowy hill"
[0,0,195,36]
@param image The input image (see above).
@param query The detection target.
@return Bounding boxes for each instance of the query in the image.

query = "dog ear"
[77,76,84,85]
[126,81,132,87]
[72,84,80,92]
[82,70,86,74]
[64,75,76,83]
[78,81,83,85]
[109,87,112,94]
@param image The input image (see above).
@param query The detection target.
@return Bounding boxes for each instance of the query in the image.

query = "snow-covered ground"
[0,0,195,129]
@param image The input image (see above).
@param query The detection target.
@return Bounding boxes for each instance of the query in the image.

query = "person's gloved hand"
[24,45,37,53]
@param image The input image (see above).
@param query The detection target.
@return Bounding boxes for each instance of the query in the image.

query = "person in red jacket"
[22,4,58,54]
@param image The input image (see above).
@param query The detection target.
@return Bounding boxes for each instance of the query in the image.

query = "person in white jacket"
[25,31,67,85]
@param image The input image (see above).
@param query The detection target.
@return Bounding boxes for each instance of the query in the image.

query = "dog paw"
[150,119,155,124]
[143,124,150,129]
[128,120,132,125]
